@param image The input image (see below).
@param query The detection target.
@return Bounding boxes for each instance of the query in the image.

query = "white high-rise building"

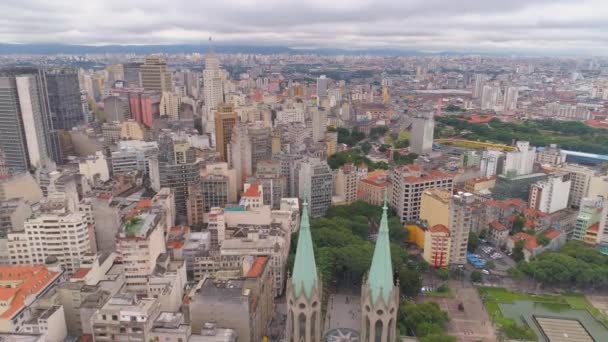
[503,86,519,111]
[160,91,182,120]
[480,150,504,177]
[529,173,571,214]
[410,112,434,155]
[481,85,501,110]
[311,107,327,142]
[203,51,224,136]
[504,141,536,176]
[472,73,487,99]
[7,212,95,274]
[316,75,328,100]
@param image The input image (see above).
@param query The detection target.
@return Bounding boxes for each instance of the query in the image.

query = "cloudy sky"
[1,0,606,55]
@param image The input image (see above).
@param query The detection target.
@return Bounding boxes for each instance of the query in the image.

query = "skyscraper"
[149,134,201,218]
[214,103,238,162]
[203,50,224,135]
[0,68,57,173]
[472,73,486,99]
[140,56,172,92]
[410,112,434,155]
[481,85,501,110]
[295,157,333,218]
[123,62,142,87]
[316,75,328,101]
[503,86,519,111]
[45,68,83,131]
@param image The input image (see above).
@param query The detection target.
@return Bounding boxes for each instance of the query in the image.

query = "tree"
[470,270,482,283]
[388,217,407,243]
[512,240,525,262]
[512,214,526,234]
[486,261,495,270]
[361,141,372,154]
[467,232,479,252]
[420,334,457,342]
[444,104,462,112]
[437,268,449,281]
[397,267,422,297]
[399,301,449,337]
[536,234,550,246]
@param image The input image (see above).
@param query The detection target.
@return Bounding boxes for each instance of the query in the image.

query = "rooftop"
[0,265,61,319]
[246,256,269,278]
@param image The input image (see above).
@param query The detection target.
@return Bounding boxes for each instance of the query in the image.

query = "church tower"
[361,192,399,342]
[287,198,322,342]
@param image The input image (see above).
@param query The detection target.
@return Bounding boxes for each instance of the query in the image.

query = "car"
[481,269,490,275]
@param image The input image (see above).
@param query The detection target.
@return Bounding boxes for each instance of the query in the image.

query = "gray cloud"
[0,0,607,55]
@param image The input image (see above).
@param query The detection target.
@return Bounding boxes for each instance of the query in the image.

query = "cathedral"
[287,194,399,342]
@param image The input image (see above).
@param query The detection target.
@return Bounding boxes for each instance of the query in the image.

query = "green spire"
[291,196,318,299]
[367,191,394,305]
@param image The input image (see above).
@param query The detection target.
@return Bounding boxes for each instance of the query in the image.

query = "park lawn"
[479,287,608,332]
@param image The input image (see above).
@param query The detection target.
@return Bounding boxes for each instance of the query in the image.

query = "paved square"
[325,293,361,331]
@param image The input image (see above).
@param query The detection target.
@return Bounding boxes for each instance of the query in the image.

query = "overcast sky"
[1,0,606,55]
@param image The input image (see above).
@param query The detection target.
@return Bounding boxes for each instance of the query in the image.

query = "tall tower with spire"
[360,191,399,342]
[203,37,224,142]
[286,197,322,342]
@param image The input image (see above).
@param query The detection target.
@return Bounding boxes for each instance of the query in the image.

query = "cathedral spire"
[291,196,318,299]
[367,190,394,305]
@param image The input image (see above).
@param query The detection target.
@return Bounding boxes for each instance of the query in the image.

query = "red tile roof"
[243,183,261,197]
[490,220,507,231]
[544,228,562,240]
[429,224,450,234]
[72,267,91,280]
[246,256,269,278]
[0,265,60,319]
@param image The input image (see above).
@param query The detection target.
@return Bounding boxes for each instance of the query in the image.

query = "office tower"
[503,86,519,111]
[286,199,322,342]
[140,56,172,92]
[481,85,501,110]
[45,68,83,130]
[480,150,505,177]
[186,185,205,227]
[128,91,160,128]
[410,112,434,155]
[149,135,200,218]
[159,91,182,120]
[123,62,142,87]
[360,195,399,342]
[316,75,328,100]
[295,158,333,218]
[529,173,571,214]
[7,212,94,274]
[504,141,536,176]
[103,95,130,122]
[214,103,238,162]
[0,148,8,179]
[229,122,271,187]
[250,160,287,209]
[110,140,158,175]
[390,165,454,223]
[0,68,58,173]
[472,73,486,99]
[311,106,327,142]
[273,152,304,197]
[558,163,597,208]
[116,212,167,292]
[334,163,358,204]
[203,50,224,134]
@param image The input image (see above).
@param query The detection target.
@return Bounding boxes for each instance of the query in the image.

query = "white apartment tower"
[529,173,571,214]
[504,141,536,176]
[503,86,519,111]
[410,112,434,155]
[203,50,224,137]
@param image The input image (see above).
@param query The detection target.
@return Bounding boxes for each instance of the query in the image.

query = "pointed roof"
[291,196,318,299]
[367,191,394,305]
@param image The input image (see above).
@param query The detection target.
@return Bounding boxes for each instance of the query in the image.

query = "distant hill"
[0,43,433,56]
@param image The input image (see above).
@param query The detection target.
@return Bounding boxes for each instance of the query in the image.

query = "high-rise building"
[529,173,571,214]
[140,56,172,92]
[123,62,142,87]
[536,144,565,167]
[149,135,201,218]
[128,91,160,128]
[316,75,328,100]
[46,68,83,131]
[110,140,158,175]
[558,163,597,208]
[295,158,333,218]
[573,197,604,244]
[215,103,238,162]
[472,73,487,99]
[115,213,167,292]
[203,50,224,135]
[420,189,473,265]
[229,122,271,187]
[249,160,287,209]
[286,199,322,342]
[410,112,434,155]
[480,150,505,177]
[390,165,454,223]
[503,86,519,111]
[159,91,182,120]
[311,107,328,142]
[334,163,359,204]
[504,141,536,176]
[7,212,95,274]
[273,152,304,197]
[0,68,58,172]
[481,85,501,110]
[360,195,399,341]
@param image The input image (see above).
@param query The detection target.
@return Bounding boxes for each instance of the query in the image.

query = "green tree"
[388,217,407,243]
[399,301,449,337]
[444,104,462,112]
[512,214,526,234]
[486,261,496,270]
[397,267,422,297]
[437,268,449,281]
[420,334,457,342]
[470,270,482,283]
[361,141,372,154]
[536,234,550,246]
[512,240,525,262]
[467,232,479,252]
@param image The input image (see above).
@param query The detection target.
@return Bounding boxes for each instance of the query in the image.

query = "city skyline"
[1,0,608,56]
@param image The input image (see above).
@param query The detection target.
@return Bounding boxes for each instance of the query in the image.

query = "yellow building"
[214,104,238,162]
[407,223,451,268]
[464,176,497,193]
[358,170,389,206]
[120,120,149,140]
[420,188,451,227]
